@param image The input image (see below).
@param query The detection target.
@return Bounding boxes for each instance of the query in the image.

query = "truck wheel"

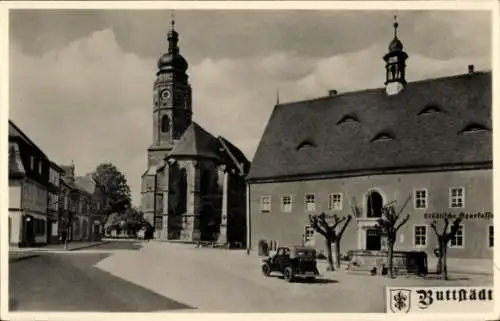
[261,263,271,277]
[284,267,294,282]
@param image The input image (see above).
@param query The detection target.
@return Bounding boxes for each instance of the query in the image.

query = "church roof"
[168,122,221,160]
[247,71,492,182]
[217,136,251,175]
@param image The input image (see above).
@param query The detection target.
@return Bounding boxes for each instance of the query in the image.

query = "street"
[9,241,193,312]
[10,240,493,313]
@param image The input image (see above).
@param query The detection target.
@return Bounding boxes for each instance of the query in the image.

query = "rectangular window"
[414,225,427,247]
[304,226,315,246]
[38,160,42,174]
[30,156,35,170]
[414,189,428,209]
[450,187,465,208]
[489,225,494,248]
[450,224,464,248]
[305,194,316,212]
[328,193,343,211]
[281,195,292,213]
[260,196,271,213]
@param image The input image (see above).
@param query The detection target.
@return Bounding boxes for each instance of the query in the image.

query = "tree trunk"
[334,240,341,270]
[442,244,448,280]
[325,237,334,271]
[436,242,444,274]
[388,239,395,278]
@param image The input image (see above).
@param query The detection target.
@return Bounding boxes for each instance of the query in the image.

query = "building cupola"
[383,16,408,96]
[157,19,188,73]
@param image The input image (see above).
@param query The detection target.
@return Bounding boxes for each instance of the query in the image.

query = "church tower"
[383,16,408,96]
[148,19,193,167]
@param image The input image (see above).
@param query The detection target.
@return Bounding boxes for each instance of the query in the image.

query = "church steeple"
[383,16,408,96]
[149,17,193,167]
[167,18,179,55]
[157,15,188,73]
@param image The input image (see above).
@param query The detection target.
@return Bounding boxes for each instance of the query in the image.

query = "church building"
[247,19,493,261]
[140,21,249,246]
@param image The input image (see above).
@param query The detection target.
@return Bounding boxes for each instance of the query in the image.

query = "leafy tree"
[308,213,352,271]
[92,163,131,214]
[430,217,462,280]
[104,207,152,238]
[374,196,411,278]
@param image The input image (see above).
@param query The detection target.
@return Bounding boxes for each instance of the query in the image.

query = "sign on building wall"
[424,212,493,220]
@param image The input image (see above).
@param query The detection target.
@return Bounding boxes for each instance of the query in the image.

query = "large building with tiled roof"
[140,20,249,245]
[247,20,492,261]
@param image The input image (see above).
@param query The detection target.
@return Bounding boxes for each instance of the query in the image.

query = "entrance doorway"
[366,228,381,251]
[24,215,34,246]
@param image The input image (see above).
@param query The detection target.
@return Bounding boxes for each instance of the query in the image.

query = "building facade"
[75,174,106,241]
[59,164,104,242]
[47,161,64,243]
[247,21,492,260]
[8,120,51,246]
[140,21,249,245]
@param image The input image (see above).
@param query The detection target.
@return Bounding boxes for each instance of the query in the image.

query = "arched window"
[367,191,383,218]
[371,132,395,142]
[161,115,170,133]
[418,104,443,115]
[296,139,316,151]
[336,114,360,125]
[460,123,490,134]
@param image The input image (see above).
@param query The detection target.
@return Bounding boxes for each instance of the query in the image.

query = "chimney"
[328,89,338,96]
[468,64,475,75]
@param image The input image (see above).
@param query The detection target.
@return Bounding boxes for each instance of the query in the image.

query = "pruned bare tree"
[374,195,411,278]
[430,217,462,280]
[308,213,352,271]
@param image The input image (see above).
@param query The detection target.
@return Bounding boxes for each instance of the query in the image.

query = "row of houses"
[8,120,106,247]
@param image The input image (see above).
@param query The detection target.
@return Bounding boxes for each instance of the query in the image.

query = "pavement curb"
[9,254,39,263]
[67,240,112,251]
[25,241,112,253]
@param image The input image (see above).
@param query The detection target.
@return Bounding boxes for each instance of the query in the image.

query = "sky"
[8,9,492,206]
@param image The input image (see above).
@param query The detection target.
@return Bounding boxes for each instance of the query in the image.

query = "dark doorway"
[24,215,34,246]
[366,228,381,251]
[367,191,383,218]
[199,204,218,242]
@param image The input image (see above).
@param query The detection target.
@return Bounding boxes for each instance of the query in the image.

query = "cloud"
[9,28,490,206]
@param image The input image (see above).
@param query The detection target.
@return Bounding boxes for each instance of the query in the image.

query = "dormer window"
[336,114,360,125]
[371,132,395,142]
[296,139,316,151]
[418,104,443,115]
[460,123,490,135]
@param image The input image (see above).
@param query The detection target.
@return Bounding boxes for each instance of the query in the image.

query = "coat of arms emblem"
[389,288,412,313]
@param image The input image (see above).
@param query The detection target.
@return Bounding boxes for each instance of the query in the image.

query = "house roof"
[75,174,96,195]
[168,122,221,160]
[8,120,49,160]
[247,71,492,182]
